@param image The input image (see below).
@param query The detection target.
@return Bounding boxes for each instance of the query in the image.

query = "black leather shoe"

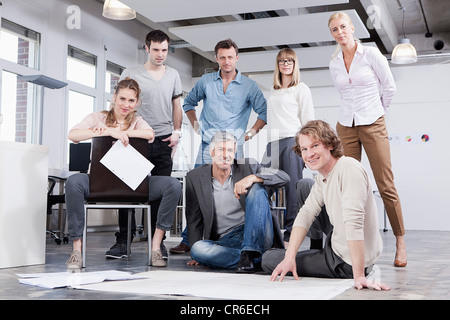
[236,251,256,273]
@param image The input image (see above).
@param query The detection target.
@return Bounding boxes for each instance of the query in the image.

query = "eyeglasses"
[278,59,294,65]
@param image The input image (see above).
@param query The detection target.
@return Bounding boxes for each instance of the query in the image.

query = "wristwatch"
[246,131,253,139]
[173,129,182,138]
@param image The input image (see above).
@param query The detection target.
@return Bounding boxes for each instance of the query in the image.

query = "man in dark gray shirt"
[185,131,289,272]
[107,30,182,262]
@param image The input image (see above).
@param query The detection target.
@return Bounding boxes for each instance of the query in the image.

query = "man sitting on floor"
[262,120,390,290]
[185,131,288,272]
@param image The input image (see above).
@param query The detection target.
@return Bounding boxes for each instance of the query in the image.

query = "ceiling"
[116,0,450,79]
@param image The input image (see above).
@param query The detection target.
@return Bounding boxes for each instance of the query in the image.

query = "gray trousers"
[262,137,304,242]
[65,173,181,239]
[261,178,372,279]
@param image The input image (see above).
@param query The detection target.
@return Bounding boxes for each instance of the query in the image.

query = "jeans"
[190,183,273,269]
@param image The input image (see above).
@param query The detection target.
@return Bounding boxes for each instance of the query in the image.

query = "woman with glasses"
[262,48,315,247]
[328,12,407,267]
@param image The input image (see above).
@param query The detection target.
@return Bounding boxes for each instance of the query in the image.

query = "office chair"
[47,177,67,244]
[270,186,286,230]
[69,142,91,173]
[46,142,92,244]
[82,136,152,268]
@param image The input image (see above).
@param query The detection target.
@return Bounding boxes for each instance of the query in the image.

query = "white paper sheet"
[76,270,354,300]
[99,140,154,191]
[17,270,148,289]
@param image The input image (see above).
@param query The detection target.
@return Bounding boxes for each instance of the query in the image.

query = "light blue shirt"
[183,69,267,145]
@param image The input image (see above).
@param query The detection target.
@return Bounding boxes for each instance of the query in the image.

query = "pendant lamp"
[102,0,136,20]
[391,5,417,64]
[391,38,418,64]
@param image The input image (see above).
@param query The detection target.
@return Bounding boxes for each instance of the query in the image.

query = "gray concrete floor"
[0,230,449,300]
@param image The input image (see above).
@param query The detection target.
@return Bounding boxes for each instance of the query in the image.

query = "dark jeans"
[117,134,173,243]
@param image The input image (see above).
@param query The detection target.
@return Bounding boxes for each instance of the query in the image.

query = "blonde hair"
[102,77,141,130]
[328,11,354,30]
[273,48,300,90]
[328,12,359,59]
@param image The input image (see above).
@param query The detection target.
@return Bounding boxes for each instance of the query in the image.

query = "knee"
[65,174,88,194]
[168,177,182,194]
[261,248,284,273]
[190,241,208,261]
[161,177,182,197]
[247,183,267,199]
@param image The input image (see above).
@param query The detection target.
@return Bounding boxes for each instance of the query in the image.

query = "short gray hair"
[210,131,237,151]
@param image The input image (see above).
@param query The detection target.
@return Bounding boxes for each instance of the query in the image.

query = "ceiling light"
[391,5,417,64]
[391,38,417,64]
[102,0,136,20]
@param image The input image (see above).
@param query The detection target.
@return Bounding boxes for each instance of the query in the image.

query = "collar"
[336,41,364,60]
[214,69,242,84]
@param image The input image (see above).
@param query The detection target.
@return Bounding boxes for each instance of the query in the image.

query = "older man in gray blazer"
[186,131,289,272]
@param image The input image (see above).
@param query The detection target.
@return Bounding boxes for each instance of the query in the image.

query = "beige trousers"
[336,116,405,236]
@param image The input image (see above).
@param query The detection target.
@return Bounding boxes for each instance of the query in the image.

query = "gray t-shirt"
[211,173,245,239]
[120,64,182,136]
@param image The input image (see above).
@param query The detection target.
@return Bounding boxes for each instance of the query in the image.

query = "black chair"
[82,136,152,268]
[46,142,91,244]
[69,142,91,173]
[47,177,68,244]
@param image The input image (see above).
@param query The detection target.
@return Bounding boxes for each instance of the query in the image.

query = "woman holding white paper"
[65,78,181,270]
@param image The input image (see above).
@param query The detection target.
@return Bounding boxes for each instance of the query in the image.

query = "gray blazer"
[186,158,289,249]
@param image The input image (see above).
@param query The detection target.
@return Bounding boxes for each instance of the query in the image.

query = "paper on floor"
[16,270,148,289]
[76,270,354,300]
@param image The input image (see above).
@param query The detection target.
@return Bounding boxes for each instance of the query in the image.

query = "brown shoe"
[169,242,190,254]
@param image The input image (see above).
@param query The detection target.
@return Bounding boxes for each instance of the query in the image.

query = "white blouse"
[266,82,314,142]
[329,43,396,127]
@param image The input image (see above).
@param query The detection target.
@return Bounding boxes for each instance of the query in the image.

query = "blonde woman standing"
[262,48,314,246]
[328,12,407,267]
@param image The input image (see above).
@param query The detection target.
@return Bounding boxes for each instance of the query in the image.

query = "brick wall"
[15,38,30,142]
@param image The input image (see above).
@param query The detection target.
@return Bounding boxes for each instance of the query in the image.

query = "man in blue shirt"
[183,38,267,167]
[170,39,267,255]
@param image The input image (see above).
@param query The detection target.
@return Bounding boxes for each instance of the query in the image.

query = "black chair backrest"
[88,136,149,203]
[69,142,91,173]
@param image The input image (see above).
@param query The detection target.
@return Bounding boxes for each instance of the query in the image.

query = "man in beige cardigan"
[262,120,390,291]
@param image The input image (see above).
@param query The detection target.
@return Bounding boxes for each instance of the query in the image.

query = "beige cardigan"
[293,156,383,267]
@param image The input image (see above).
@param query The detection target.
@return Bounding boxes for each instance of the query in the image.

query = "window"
[67,90,95,133]
[0,19,41,69]
[105,61,124,94]
[67,45,97,88]
[66,90,95,160]
[0,19,42,143]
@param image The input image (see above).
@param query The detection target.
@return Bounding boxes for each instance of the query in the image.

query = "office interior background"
[0,0,449,235]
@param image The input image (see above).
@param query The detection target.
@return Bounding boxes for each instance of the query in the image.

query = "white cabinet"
[0,141,48,268]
